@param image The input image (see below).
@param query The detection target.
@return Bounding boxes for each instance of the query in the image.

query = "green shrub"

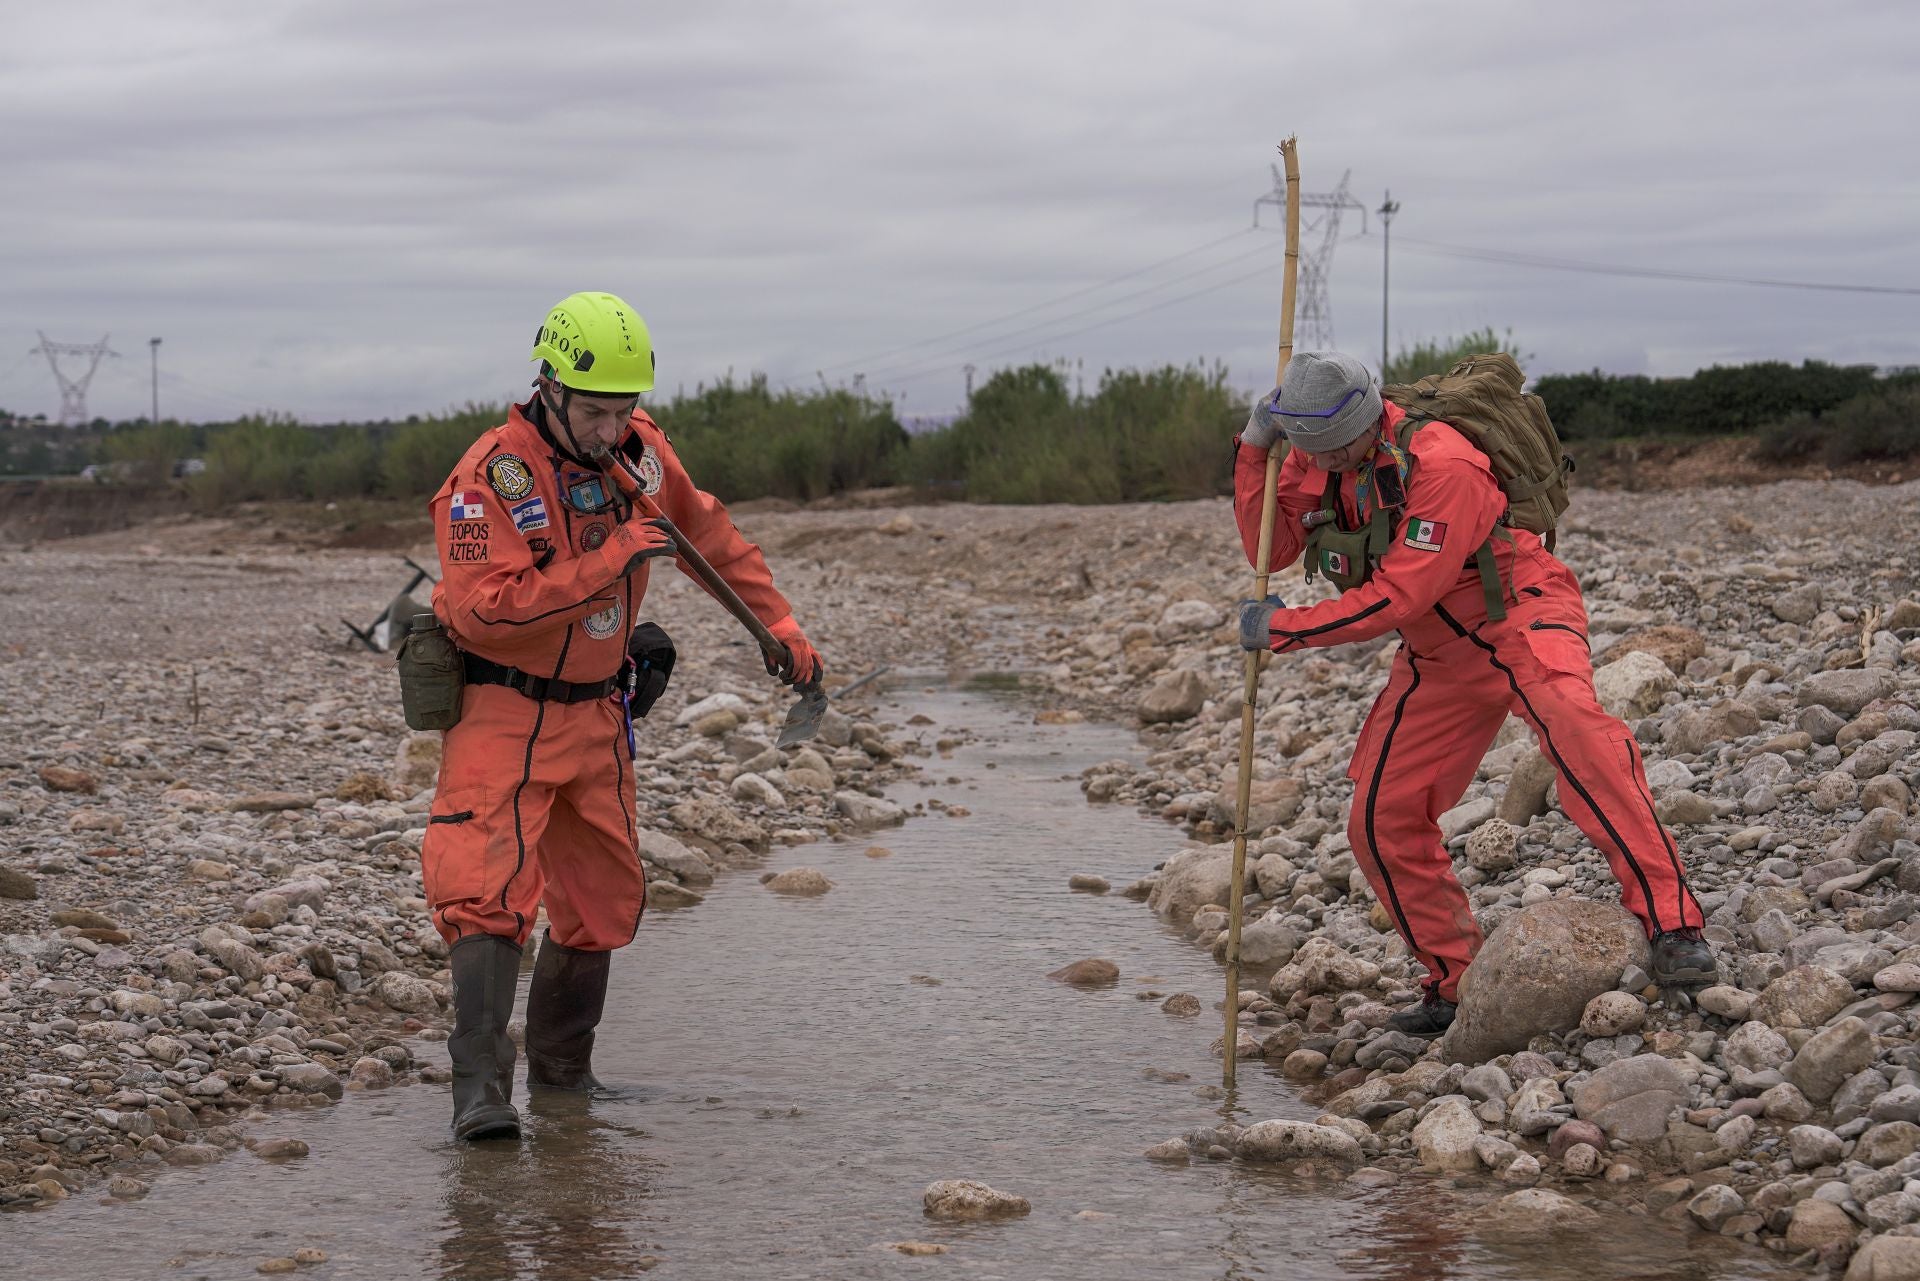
[379,406,496,499]
[656,376,907,502]
[1757,385,1920,465]
[1383,328,1530,386]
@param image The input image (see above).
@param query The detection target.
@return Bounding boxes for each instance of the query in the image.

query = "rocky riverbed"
[5,477,1920,1276]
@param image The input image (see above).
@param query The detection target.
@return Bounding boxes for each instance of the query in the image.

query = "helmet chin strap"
[538,381,607,462]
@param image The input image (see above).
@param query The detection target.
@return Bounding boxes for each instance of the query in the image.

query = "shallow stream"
[10,684,1789,1280]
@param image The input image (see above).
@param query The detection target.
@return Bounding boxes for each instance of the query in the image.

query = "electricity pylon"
[1255,167,1367,350]
[31,332,119,427]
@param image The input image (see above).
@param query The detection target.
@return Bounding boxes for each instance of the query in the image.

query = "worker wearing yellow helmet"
[417,291,823,1141]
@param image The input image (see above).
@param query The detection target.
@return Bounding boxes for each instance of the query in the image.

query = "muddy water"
[11,684,1789,1280]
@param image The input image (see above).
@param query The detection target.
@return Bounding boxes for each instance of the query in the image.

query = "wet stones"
[1047,958,1119,987]
[1412,1098,1482,1172]
[832,792,905,829]
[1233,1120,1364,1169]
[372,971,439,1014]
[1067,873,1110,893]
[1477,1188,1599,1239]
[922,1179,1031,1220]
[1146,846,1236,924]
[1268,938,1379,1000]
[763,867,833,896]
[1440,900,1651,1064]
[1161,993,1202,1017]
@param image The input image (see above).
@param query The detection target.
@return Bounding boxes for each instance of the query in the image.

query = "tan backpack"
[1383,352,1574,545]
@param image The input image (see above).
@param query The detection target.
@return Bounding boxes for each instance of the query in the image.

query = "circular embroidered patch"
[635,445,664,495]
[580,523,609,552]
[486,453,535,501]
[583,602,622,640]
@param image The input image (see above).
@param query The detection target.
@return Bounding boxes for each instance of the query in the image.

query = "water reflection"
[436,1096,661,1281]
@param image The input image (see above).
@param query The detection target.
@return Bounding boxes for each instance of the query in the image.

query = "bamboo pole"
[1223,137,1300,1089]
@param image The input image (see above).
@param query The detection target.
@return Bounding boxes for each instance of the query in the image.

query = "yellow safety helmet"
[530,292,655,394]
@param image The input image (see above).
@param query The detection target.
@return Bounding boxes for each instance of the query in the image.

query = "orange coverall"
[1234,401,1702,1000]
[423,403,793,950]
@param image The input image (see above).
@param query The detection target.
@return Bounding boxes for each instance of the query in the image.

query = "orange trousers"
[1347,566,1703,1001]
[422,683,646,950]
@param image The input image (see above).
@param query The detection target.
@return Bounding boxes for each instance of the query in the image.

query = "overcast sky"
[3,1,1917,425]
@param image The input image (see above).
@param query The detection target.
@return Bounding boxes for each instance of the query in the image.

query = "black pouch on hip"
[395,614,465,731]
[624,622,676,719]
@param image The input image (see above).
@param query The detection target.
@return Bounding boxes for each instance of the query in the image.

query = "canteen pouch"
[396,614,465,731]
[625,622,677,719]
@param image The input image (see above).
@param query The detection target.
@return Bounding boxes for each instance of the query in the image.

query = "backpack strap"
[1473,527,1517,622]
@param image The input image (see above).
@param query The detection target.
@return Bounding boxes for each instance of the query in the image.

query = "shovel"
[602,451,828,747]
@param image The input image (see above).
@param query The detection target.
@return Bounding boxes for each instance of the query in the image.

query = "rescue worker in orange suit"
[1233,351,1713,1037]
[424,291,822,1139]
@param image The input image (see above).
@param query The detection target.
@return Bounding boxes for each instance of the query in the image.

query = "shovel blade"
[776,685,829,748]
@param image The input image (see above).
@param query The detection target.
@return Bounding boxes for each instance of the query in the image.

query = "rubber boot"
[525,932,610,1091]
[448,934,522,1140]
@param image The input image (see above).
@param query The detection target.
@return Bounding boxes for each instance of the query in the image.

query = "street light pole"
[149,337,162,424]
[1377,191,1400,377]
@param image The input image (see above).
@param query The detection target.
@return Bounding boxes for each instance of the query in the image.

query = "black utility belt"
[463,654,619,704]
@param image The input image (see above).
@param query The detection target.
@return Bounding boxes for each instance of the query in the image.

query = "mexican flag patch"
[1404,517,1447,552]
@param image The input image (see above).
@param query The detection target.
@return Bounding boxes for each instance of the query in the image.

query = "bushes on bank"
[653,376,908,503]
[1755,384,1920,466]
[1536,361,1891,439]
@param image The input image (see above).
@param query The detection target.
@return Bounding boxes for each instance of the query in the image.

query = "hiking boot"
[1386,990,1457,1038]
[525,932,610,1092]
[448,934,522,1141]
[1651,927,1717,987]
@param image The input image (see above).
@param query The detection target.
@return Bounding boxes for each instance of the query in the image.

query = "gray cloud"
[3,0,1916,425]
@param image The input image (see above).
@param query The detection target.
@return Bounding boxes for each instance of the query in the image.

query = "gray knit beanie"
[1273,351,1383,452]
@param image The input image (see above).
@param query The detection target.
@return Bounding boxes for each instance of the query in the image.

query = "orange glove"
[603,516,677,578]
[766,615,822,687]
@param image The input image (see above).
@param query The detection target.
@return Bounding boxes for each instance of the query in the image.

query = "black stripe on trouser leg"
[1359,655,1448,989]
[1434,607,1668,934]
[615,710,645,947]
[1625,737,1702,928]
[502,626,574,936]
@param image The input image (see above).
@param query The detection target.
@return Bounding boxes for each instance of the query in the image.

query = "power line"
[1393,235,1920,296]
[873,250,1284,390]
[858,237,1283,387]
[776,225,1257,388]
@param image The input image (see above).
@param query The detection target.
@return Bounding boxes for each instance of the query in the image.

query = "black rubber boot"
[1651,927,1718,987]
[525,932,611,1091]
[1386,990,1457,1038]
[448,934,522,1140]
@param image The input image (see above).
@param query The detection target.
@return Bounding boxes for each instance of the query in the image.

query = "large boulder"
[1137,670,1208,724]
[1412,1097,1482,1171]
[1788,1017,1877,1103]
[1147,846,1238,924]
[1593,650,1679,719]
[1799,669,1898,718]
[1663,702,1762,755]
[1440,900,1651,1064]
[667,796,769,846]
[1268,937,1381,1000]
[1609,625,1707,675]
[1569,1054,1689,1142]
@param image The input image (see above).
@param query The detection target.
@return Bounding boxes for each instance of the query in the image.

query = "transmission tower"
[31,332,119,427]
[1254,167,1367,349]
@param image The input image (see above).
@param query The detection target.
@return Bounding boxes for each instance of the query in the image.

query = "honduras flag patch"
[449,492,484,521]
[509,495,549,533]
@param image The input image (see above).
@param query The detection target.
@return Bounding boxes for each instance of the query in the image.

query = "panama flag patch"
[449,492,484,521]
[1404,517,1447,552]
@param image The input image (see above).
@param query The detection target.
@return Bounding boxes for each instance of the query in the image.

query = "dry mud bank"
[5,479,1920,1276]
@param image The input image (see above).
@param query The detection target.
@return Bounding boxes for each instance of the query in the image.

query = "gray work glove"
[1237,595,1285,651]
[1240,389,1285,450]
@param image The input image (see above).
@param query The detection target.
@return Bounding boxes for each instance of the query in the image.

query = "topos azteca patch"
[580,523,609,553]
[486,453,535,501]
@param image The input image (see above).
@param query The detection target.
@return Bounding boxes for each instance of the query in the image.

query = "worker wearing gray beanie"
[1240,350,1384,454]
